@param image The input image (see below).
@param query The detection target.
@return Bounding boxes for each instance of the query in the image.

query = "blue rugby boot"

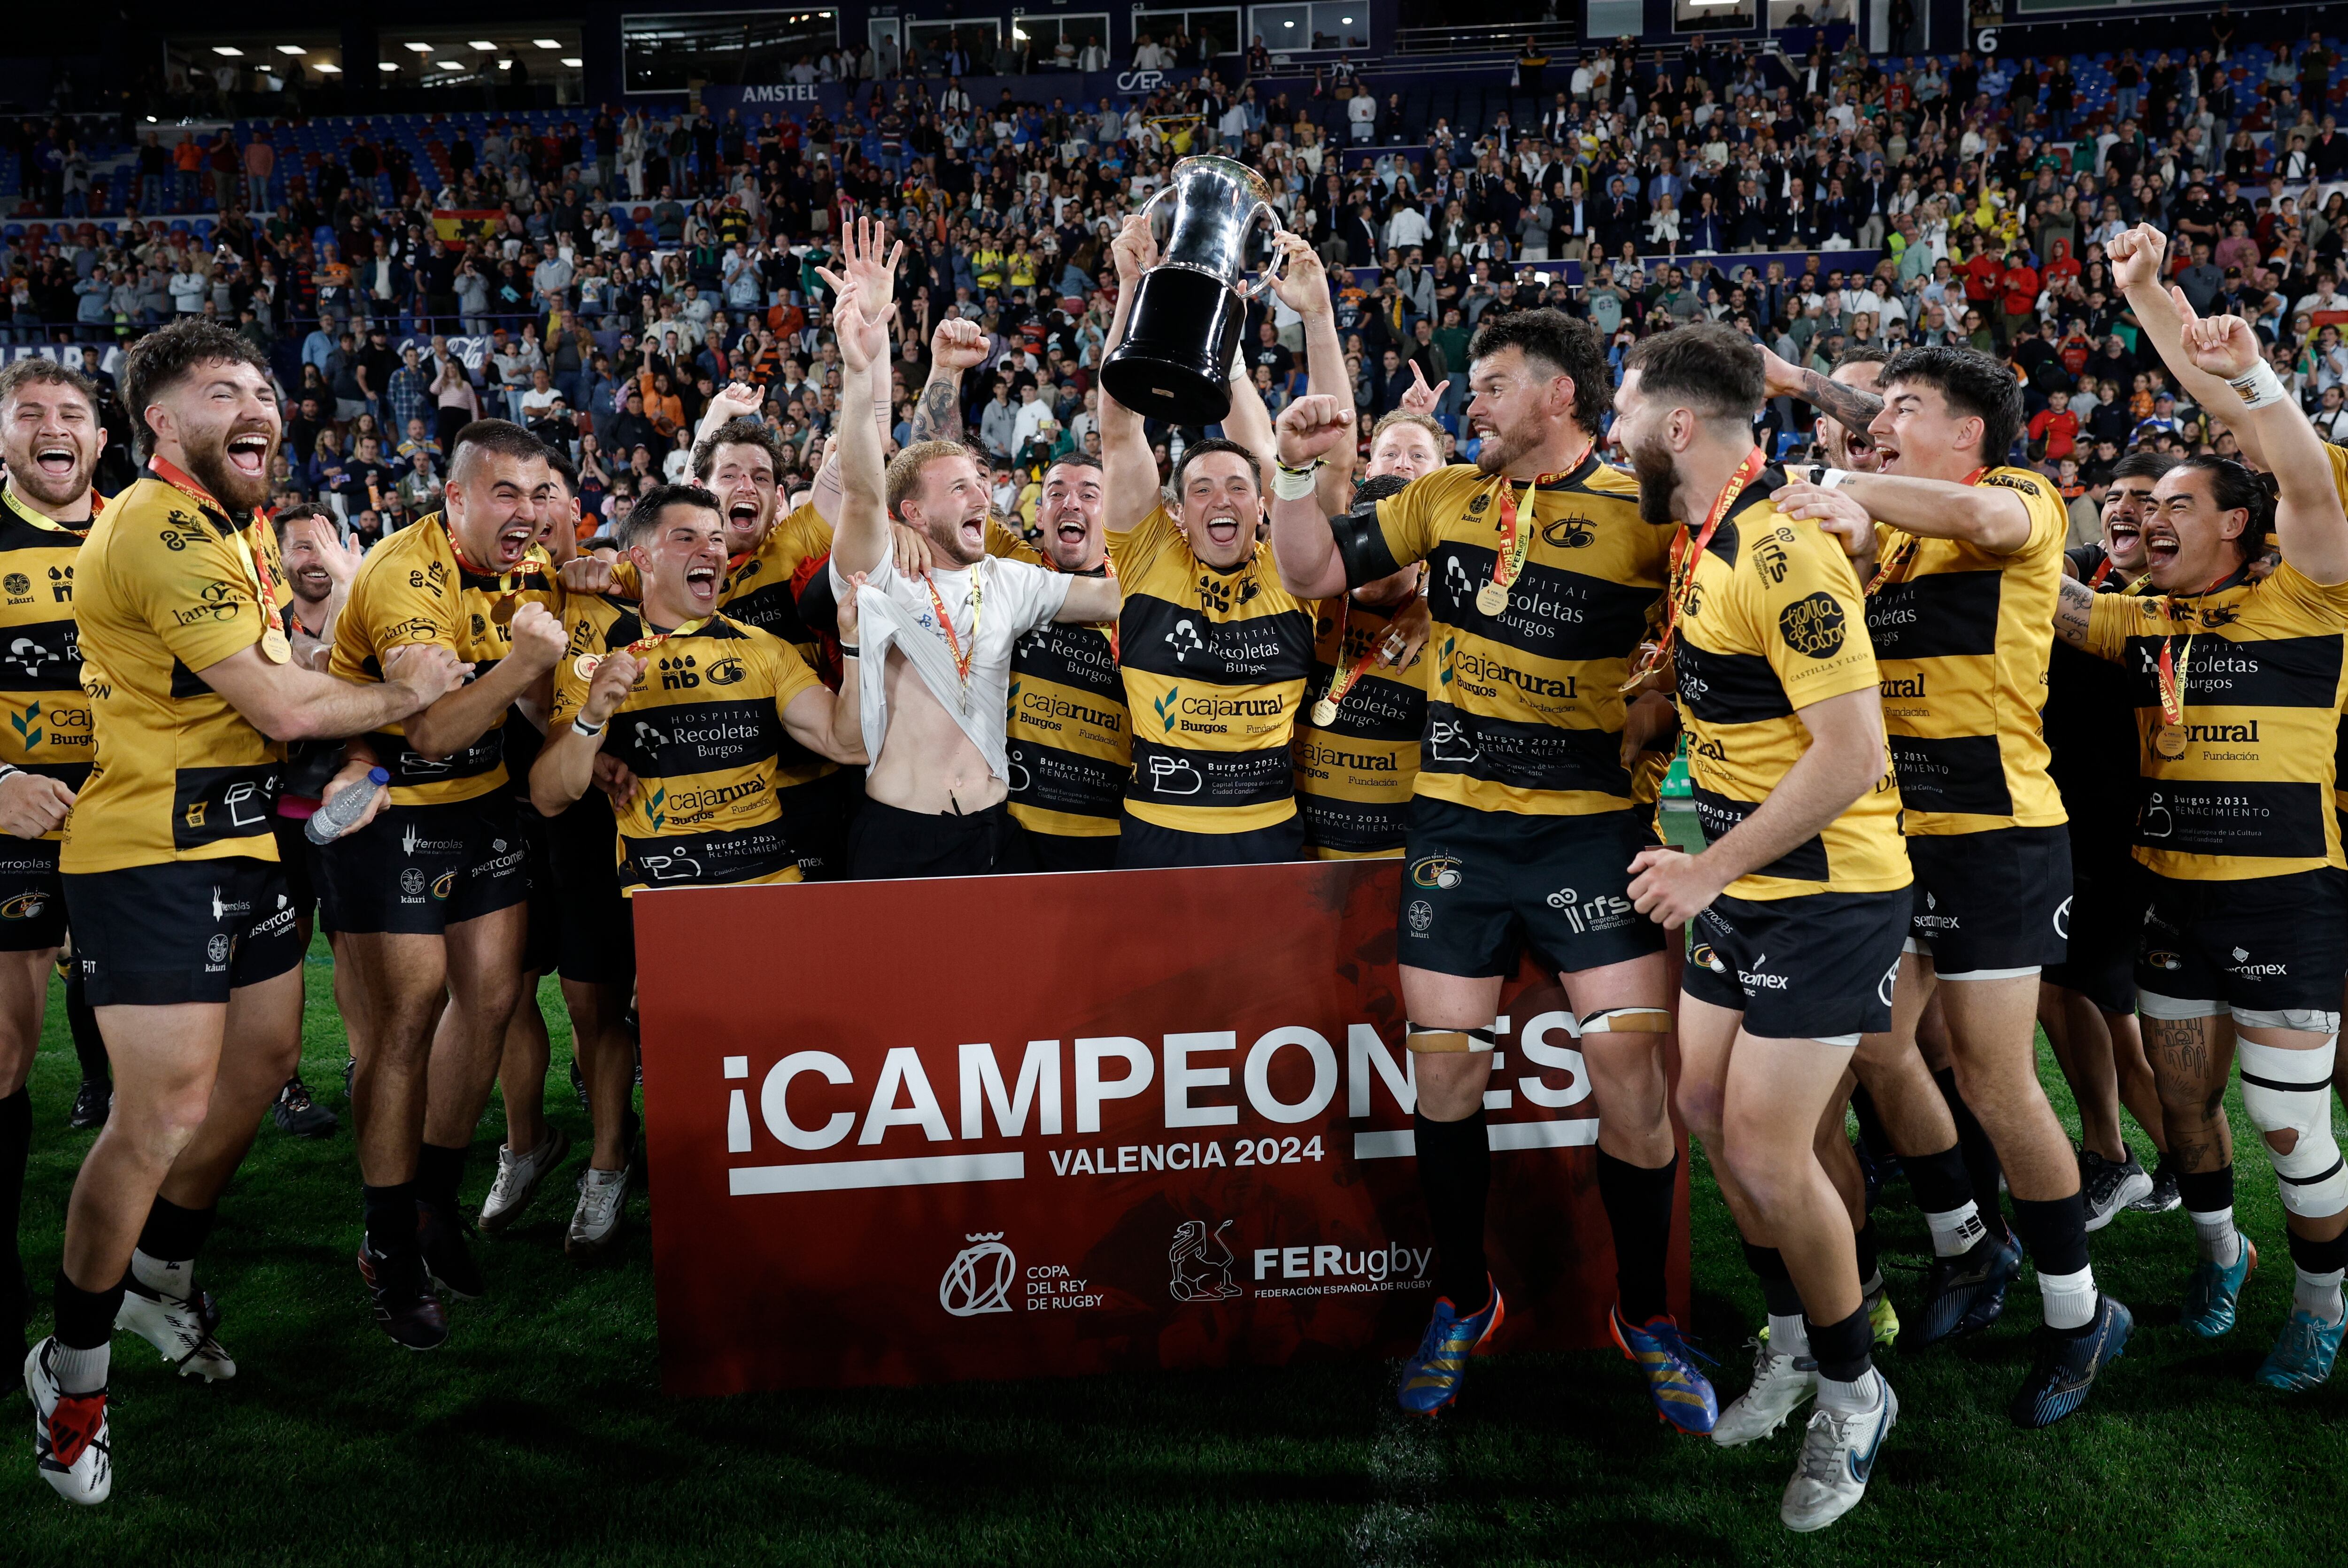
[1397,1280,1504,1415]
[1612,1306,1719,1434]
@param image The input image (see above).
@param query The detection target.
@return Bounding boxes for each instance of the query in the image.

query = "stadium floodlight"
[213,46,244,56]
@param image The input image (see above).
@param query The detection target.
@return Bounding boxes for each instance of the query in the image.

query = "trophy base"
[1100,268,1244,426]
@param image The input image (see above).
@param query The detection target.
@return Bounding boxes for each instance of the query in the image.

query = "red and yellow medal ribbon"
[1620,447,1765,693]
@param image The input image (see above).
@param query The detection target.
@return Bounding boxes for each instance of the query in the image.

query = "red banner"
[635,859,1690,1396]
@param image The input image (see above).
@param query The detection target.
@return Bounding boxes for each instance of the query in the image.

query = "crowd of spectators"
[0,21,2344,547]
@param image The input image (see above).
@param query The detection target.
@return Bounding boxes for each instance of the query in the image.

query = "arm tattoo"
[911,375,962,443]
[1795,367,1885,431]
[2052,574,2096,649]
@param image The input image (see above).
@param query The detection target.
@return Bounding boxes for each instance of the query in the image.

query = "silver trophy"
[1100,155,1289,424]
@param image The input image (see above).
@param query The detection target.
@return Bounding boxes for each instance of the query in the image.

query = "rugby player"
[822,275,1120,877]
[1770,340,2131,1426]
[0,360,104,1387]
[2055,225,2348,1389]
[1269,309,1713,1431]
[323,419,566,1348]
[29,320,464,1504]
[1100,222,1334,870]
[1615,323,1909,1531]
[2043,453,2179,1223]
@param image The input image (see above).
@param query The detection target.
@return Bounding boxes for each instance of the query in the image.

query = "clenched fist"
[507,600,569,673]
[382,642,471,711]
[931,317,989,372]
[1275,394,1357,469]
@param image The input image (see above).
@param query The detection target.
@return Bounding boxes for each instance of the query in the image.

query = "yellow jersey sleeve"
[1108,503,1178,585]
[330,555,455,679]
[551,596,628,728]
[1983,465,2067,557]
[124,516,278,674]
[1369,468,1450,571]
[2081,588,2143,663]
[2325,442,2347,509]
[763,631,825,715]
[1750,522,1879,710]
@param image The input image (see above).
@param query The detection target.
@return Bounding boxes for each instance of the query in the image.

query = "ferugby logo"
[1777,592,1846,658]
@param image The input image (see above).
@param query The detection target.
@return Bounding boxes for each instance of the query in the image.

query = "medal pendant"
[1311,698,1338,726]
[259,627,291,664]
[574,654,602,680]
[2153,723,2187,760]
[1475,580,1508,617]
[491,596,518,626]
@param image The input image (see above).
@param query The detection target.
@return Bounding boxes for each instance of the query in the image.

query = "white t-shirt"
[832,551,1071,781]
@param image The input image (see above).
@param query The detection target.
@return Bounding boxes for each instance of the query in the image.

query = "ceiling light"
[534,38,562,48]
[405,42,432,52]
[469,40,496,50]
[497,59,513,69]
[379,61,400,71]
[212,46,244,57]
[436,60,464,71]
[561,57,582,67]
[278,45,308,55]
[314,62,341,73]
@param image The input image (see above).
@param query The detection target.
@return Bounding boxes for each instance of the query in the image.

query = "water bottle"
[305,767,391,845]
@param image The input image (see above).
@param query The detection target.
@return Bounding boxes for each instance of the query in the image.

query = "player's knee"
[1672,1077,1723,1144]
[2239,1038,2347,1218]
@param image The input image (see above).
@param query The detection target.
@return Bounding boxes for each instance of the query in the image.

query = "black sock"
[2285,1227,2348,1276]
[1932,1067,2008,1239]
[1902,1142,1975,1215]
[414,1142,469,1218]
[52,1267,124,1351]
[2176,1164,2234,1215]
[362,1182,420,1255]
[64,962,106,1084]
[135,1195,217,1264]
[0,1088,26,1317]
[1855,1218,1881,1290]
[2009,1193,2091,1278]
[1596,1148,1676,1323]
[1414,1110,1490,1310]
[1740,1239,1805,1319]
[1807,1303,1874,1384]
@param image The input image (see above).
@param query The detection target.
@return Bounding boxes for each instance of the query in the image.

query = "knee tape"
[1406,1022,1495,1055]
[2238,1037,2348,1218]
[1577,1007,1672,1035]
[2232,1007,2342,1034]
[2137,989,2222,1022]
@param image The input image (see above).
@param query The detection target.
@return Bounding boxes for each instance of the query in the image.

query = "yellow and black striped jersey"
[989,520,1128,840]
[718,500,834,664]
[62,469,292,873]
[1675,476,1909,898]
[1294,592,1424,857]
[328,513,561,809]
[0,491,95,822]
[551,600,823,895]
[1863,466,2068,835]
[1115,505,1313,835]
[2325,443,2348,822]
[1337,456,1673,818]
[2085,559,2348,881]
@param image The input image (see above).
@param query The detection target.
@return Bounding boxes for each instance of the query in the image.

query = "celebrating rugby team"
[3,203,2344,1536]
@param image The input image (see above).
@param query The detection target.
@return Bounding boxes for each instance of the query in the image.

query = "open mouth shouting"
[495,518,539,567]
[1870,438,1904,473]
[224,428,270,483]
[2142,525,2180,570]
[725,495,764,548]
[684,557,721,608]
[33,440,80,485]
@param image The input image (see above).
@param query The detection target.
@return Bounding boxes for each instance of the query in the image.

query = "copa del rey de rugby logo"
[938,1234,1016,1317]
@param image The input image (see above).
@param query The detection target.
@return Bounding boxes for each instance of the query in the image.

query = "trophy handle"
[1237,201,1288,304]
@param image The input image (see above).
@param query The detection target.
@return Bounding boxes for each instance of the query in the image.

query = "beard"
[1472,411,1536,476]
[4,442,93,510]
[1628,434,1681,528]
[924,511,986,566]
[182,423,275,514]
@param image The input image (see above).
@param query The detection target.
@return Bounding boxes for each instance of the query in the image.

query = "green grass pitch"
[4,921,2342,1565]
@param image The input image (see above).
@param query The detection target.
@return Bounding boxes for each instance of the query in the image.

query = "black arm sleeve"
[1329,503,1405,590]
[794,552,840,635]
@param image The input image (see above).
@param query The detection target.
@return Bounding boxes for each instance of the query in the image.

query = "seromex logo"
[939,1233,1017,1317]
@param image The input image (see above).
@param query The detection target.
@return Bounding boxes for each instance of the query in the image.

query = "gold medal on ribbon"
[574,653,603,681]
[2152,723,2187,760]
[1474,579,1508,617]
[259,626,291,664]
[1311,698,1339,726]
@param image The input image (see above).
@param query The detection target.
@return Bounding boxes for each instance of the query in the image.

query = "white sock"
[2039,1264,2098,1331]
[2189,1207,2242,1266]
[2294,1267,2346,1327]
[1924,1199,1986,1258]
[1767,1312,1810,1358]
[48,1338,109,1396]
[1815,1365,1882,1415]
[130,1247,193,1299]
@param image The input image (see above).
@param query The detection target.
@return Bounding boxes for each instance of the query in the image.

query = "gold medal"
[1475,580,1508,617]
[259,626,291,664]
[2153,723,2187,760]
[1311,698,1338,726]
[574,653,602,681]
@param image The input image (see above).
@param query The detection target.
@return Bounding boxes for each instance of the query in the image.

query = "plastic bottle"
[305,766,391,844]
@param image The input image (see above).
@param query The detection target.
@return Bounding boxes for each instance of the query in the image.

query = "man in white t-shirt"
[821,270,1121,877]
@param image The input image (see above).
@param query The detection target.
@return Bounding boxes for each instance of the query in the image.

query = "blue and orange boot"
[1612,1306,1720,1435]
[1398,1279,1505,1415]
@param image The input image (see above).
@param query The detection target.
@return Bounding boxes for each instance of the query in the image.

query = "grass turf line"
[3,920,2344,1565]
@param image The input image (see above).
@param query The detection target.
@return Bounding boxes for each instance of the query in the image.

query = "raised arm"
[820,271,894,576]
[1760,340,1886,436]
[1267,231,1358,518]
[911,317,989,441]
[1098,214,1163,536]
[2173,303,2348,584]
[1267,393,1358,601]
[2108,224,2262,462]
[780,576,868,764]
